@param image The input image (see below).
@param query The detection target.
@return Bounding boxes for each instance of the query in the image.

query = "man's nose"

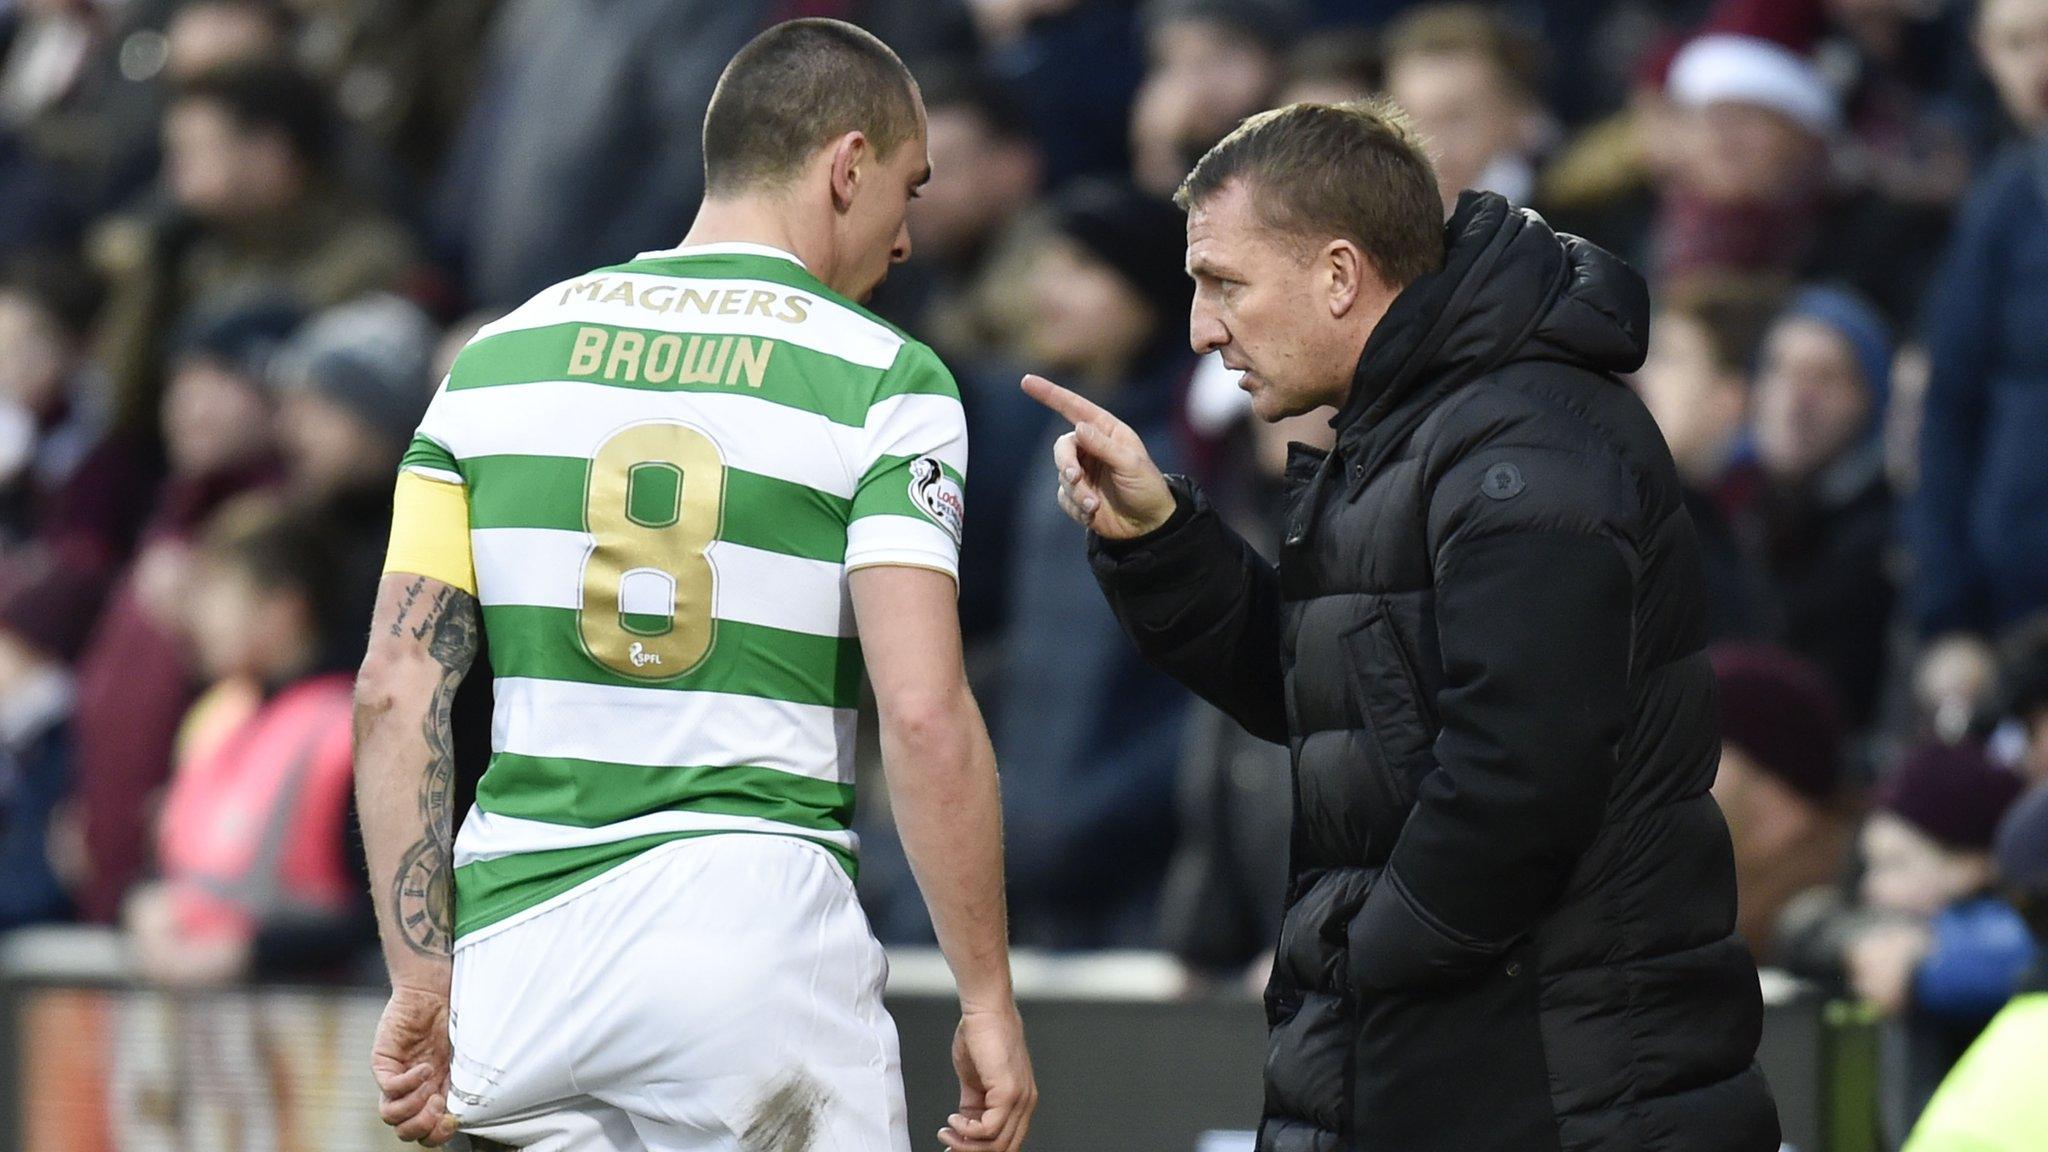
[1189,297,1228,354]
[892,222,912,265]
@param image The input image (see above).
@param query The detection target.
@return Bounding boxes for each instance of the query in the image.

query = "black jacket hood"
[1336,190,1650,440]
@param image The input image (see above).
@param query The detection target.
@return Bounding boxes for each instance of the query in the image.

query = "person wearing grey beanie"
[269,293,438,671]
[270,293,436,502]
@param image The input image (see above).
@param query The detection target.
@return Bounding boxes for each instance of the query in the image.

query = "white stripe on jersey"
[845,516,963,575]
[863,392,969,475]
[426,381,903,496]
[491,676,857,783]
[471,528,854,638]
[453,807,858,869]
[475,274,904,370]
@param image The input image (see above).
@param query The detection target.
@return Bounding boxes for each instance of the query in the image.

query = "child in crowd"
[1847,743,2032,1131]
[1905,784,2048,1150]
[121,504,367,985]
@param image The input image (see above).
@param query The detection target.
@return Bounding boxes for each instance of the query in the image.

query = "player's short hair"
[173,61,334,164]
[1177,99,1445,287]
[1381,3,1545,103]
[702,19,923,197]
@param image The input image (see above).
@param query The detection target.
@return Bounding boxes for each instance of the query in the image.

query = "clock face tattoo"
[395,837,453,956]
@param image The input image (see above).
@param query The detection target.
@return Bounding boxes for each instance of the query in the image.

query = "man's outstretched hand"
[1020,374,1176,540]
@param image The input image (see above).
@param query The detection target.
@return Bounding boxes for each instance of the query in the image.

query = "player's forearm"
[881,687,1015,1012]
[353,576,477,993]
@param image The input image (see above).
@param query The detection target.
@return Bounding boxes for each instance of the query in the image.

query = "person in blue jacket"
[1848,742,2034,1136]
[1906,783,2048,1151]
[1907,0,2048,723]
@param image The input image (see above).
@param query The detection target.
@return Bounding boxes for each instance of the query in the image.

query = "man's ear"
[1326,240,1366,319]
[829,131,869,213]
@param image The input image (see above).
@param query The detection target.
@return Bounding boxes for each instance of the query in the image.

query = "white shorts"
[447,834,911,1152]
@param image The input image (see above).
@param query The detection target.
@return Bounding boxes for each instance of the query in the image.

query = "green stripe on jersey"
[476,755,855,830]
[453,830,858,938]
[401,435,458,476]
[853,453,966,523]
[482,605,863,708]
[462,454,850,562]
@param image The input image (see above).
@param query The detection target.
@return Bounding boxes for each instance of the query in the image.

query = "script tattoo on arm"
[387,578,477,957]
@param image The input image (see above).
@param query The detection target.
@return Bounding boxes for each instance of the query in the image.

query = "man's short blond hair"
[1176,99,1446,287]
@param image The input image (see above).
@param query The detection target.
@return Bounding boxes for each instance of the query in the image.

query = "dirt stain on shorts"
[740,1069,831,1152]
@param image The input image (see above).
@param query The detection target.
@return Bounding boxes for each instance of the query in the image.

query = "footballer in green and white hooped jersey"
[364,22,1033,1152]
[414,244,961,1150]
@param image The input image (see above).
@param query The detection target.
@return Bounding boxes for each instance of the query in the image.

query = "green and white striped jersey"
[400,243,967,940]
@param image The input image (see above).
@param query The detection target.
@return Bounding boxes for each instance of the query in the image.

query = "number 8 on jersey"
[580,420,726,679]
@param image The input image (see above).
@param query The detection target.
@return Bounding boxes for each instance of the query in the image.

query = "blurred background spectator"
[1129,0,1290,197]
[1158,407,1331,990]
[71,297,293,923]
[123,504,366,986]
[1908,0,2048,742]
[1778,740,2032,1140]
[1632,273,1781,642]
[1742,285,1898,722]
[91,60,413,438]
[0,0,2044,1135]
[1712,643,1859,961]
[1905,782,2048,1150]
[1380,3,1548,212]
[993,179,1196,949]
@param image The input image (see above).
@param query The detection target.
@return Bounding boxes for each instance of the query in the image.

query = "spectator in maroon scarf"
[69,297,292,923]
[1656,34,1946,323]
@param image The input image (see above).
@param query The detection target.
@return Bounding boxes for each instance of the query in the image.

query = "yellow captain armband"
[384,469,477,595]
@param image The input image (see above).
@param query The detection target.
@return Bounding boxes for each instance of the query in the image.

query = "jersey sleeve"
[844,346,968,580]
[383,382,477,594]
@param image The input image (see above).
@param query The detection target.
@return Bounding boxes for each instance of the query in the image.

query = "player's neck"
[681,198,833,286]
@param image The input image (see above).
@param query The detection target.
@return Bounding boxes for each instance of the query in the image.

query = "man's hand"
[940,1005,1037,1152]
[1021,374,1175,540]
[371,984,461,1146]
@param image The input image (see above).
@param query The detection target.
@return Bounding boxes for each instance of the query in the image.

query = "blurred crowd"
[4,0,2048,1142]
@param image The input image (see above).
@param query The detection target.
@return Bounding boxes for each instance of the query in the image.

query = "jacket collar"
[1328,191,1650,479]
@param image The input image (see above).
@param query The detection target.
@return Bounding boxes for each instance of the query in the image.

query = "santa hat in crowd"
[1666,33,1840,138]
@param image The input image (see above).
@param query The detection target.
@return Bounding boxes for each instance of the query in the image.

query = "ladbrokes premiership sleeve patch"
[907,455,965,544]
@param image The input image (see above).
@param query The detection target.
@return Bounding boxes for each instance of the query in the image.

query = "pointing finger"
[1021,374,1111,430]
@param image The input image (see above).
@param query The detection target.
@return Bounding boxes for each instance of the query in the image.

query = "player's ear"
[829,131,868,213]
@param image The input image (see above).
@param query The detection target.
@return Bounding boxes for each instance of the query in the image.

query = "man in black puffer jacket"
[1023,101,1778,1151]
